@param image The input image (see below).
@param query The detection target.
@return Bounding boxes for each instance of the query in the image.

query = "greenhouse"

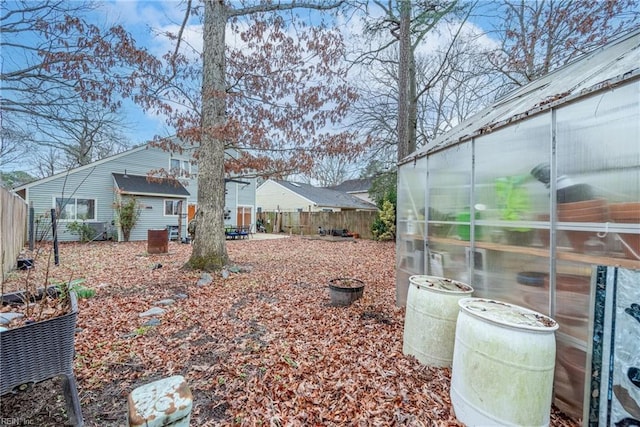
[396,30,639,421]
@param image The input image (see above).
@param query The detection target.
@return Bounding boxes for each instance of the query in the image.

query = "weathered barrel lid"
[458,298,558,331]
[409,275,474,294]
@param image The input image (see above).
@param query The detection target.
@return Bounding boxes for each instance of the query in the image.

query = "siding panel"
[22,145,199,242]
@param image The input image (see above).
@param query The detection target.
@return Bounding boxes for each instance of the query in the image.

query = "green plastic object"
[456,210,482,241]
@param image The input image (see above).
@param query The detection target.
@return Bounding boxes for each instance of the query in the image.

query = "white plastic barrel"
[451,298,559,427]
[403,275,473,367]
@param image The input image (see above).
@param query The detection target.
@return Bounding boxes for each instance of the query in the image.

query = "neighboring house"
[327,178,374,205]
[256,179,377,212]
[13,142,257,242]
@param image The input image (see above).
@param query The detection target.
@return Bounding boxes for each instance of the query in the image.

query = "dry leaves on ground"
[1,237,580,426]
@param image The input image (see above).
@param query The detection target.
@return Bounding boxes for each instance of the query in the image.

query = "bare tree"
[33,102,131,169]
[349,0,639,163]
[397,0,412,161]
[1,0,161,173]
[488,0,640,92]
[347,2,500,165]
[0,127,32,169]
[31,147,61,179]
[302,155,357,187]
[348,1,464,161]
[415,29,502,142]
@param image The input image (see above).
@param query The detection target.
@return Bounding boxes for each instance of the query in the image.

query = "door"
[188,203,197,222]
[236,206,252,229]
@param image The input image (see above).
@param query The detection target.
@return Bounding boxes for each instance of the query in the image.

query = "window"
[170,158,191,178]
[164,200,182,216]
[55,197,96,221]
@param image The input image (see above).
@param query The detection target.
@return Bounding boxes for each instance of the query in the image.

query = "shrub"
[371,200,396,241]
[66,221,95,242]
[114,196,141,242]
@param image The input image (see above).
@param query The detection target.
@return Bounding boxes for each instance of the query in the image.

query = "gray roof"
[328,178,373,193]
[402,29,640,164]
[112,173,190,197]
[275,180,377,210]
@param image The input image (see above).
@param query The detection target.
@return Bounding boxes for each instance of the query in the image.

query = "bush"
[371,200,396,241]
[66,221,95,242]
[114,196,141,242]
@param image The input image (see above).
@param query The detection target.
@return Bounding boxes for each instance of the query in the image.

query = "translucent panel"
[556,81,640,259]
[474,114,552,248]
[396,157,427,305]
[397,158,427,224]
[556,340,588,418]
[425,245,471,285]
[427,143,472,240]
[424,144,475,290]
[556,82,639,197]
[477,251,551,303]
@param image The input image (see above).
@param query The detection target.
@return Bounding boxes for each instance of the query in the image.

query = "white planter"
[403,275,473,367]
[451,298,558,427]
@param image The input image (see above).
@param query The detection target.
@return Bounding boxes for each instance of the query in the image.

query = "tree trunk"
[408,49,417,155]
[397,0,411,162]
[187,0,229,271]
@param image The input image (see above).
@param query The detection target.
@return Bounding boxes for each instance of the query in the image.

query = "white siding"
[21,144,258,242]
[256,180,314,212]
[23,145,198,242]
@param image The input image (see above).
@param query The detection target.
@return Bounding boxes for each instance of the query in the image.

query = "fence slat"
[259,210,378,239]
[1,188,28,285]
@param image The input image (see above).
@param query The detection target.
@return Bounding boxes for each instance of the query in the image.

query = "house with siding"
[13,142,257,242]
[256,179,377,213]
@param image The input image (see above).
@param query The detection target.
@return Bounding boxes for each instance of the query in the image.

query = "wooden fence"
[259,210,378,240]
[1,188,27,285]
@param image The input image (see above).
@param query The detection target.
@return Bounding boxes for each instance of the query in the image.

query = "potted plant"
[495,175,534,245]
[1,249,85,426]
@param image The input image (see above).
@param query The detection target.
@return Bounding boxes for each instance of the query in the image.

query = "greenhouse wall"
[396,75,639,420]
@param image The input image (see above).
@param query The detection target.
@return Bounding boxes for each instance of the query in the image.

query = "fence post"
[29,204,34,251]
[51,208,59,266]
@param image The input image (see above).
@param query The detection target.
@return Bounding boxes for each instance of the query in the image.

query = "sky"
[99,1,199,144]
[93,0,497,146]
[1,0,498,175]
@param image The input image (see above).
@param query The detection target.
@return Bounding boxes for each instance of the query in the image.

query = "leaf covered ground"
[1,237,580,426]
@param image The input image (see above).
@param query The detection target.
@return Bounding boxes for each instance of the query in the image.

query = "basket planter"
[1,289,83,426]
[328,278,365,306]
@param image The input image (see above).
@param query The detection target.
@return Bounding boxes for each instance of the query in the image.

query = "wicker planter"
[1,289,83,426]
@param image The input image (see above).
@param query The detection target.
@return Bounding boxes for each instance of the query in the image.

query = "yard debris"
[1,239,580,426]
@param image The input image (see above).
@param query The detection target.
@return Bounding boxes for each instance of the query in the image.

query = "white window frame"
[164,199,182,217]
[170,157,191,178]
[54,196,97,222]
